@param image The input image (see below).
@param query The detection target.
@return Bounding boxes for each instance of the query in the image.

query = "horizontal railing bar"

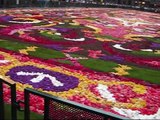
[0,75,15,85]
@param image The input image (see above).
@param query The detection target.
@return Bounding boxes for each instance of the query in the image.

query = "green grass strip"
[57,60,72,65]
[127,66,160,84]
[146,37,160,43]
[79,57,160,84]
[4,104,43,120]
[131,51,160,57]
[0,40,65,59]
[57,24,85,29]
[40,31,62,41]
[28,47,65,59]
[79,58,118,72]
[95,34,119,40]
[0,40,30,51]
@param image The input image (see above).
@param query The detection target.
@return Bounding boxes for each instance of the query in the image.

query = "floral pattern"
[0,8,160,119]
[7,65,79,92]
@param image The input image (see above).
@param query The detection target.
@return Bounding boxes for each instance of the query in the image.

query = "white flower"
[113,44,132,51]
[64,37,85,41]
[96,84,116,102]
[17,71,64,87]
[112,107,160,119]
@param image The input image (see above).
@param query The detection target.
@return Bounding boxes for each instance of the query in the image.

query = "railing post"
[24,89,30,120]
[11,84,17,120]
[0,80,4,120]
[44,98,50,120]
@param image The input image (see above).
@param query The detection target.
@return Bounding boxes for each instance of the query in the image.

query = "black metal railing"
[24,88,127,120]
[0,76,127,120]
[0,77,17,120]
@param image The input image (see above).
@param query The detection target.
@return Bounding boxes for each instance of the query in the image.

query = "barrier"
[0,77,126,119]
[0,76,126,120]
[24,88,127,120]
[0,76,17,120]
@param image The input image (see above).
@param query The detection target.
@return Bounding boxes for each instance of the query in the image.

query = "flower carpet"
[0,8,160,119]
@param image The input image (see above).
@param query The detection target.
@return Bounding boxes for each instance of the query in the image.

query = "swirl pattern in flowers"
[0,8,160,119]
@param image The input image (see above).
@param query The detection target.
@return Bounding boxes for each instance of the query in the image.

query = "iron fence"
[0,76,127,120]
[0,77,17,120]
[24,88,127,120]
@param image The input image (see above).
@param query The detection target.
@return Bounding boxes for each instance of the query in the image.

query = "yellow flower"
[69,20,80,26]
[86,25,101,33]
[0,25,7,27]
[40,23,56,27]
[96,37,113,42]
[19,46,38,55]
[19,49,28,55]
[112,64,132,76]
[17,30,25,35]
[130,98,146,108]
[13,18,40,23]
[132,85,146,94]
[0,50,148,110]
[154,50,160,54]
[124,34,154,41]
[119,64,132,70]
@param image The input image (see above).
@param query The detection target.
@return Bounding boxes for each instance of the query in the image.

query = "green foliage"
[131,51,160,57]
[4,104,43,120]
[57,60,72,65]
[79,58,118,72]
[146,37,160,43]
[0,39,65,59]
[95,34,119,40]
[40,31,62,41]
[28,47,65,59]
[0,40,30,51]
[79,57,160,84]
[127,66,160,84]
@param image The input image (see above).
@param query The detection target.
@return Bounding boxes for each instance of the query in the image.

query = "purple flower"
[53,27,72,33]
[6,65,79,92]
[0,15,13,22]
[100,55,124,62]
[44,45,64,51]
[150,43,160,49]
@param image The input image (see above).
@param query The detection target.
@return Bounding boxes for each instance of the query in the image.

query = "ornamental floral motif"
[0,8,160,119]
[6,65,79,92]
